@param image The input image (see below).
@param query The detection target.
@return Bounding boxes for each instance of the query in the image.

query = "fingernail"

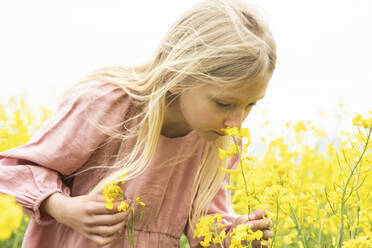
[249,214,256,219]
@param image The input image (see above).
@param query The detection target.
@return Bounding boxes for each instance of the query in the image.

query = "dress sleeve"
[186,153,240,248]
[0,81,131,225]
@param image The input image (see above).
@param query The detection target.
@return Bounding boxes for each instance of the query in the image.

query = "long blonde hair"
[73,0,276,233]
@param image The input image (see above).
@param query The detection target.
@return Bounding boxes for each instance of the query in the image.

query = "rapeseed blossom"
[194,126,266,247]
[2,97,372,248]
[0,97,50,245]
[0,193,23,240]
[0,96,51,152]
[219,144,239,159]
[102,174,145,212]
[196,114,372,248]
[228,223,263,248]
[102,179,125,210]
[193,214,226,247]
[221,127,250,144]
[229,112,372,247]
[341,232,372,248]
[102,174,146,248]
[352,112,372,128]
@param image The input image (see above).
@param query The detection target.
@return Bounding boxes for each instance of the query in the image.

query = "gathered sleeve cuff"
[0,158,71,225]
[186,151,240,248]
[0,81,132,225]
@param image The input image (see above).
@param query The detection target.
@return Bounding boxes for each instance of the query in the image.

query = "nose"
[223,108,246,128]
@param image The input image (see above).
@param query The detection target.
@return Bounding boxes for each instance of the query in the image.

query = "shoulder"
[62,80,129,107]
[57,80,138,120]
[53,80,137,132]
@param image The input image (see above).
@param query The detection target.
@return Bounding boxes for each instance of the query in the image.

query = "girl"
[0,0,276,247]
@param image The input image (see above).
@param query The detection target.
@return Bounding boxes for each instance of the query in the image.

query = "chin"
[199,131,222,142]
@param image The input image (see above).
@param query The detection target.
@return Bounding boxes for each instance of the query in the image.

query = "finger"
[87,220,125,237]
[249,219,273,231]
[249,209,268,220]
[89,233,118,247]
[231,214,249,227]
[86,211,130,226]
[262,229,273,240]
[89,192,106,202]
[86,201,128,215]
[252,239,270,248]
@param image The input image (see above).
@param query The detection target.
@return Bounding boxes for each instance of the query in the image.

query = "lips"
[214,131,226,136]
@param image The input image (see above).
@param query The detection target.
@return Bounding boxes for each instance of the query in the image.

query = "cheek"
[181,100,218,129]
[192,107,223,129]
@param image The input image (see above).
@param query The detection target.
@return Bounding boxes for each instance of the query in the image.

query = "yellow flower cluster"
[221,127,250,144]
[102,175,146,248]
[102,175,125,210]
[103,183,127,211]
[102,174,145,212]
[218,144,239,159]
[0,193,23,240]
[228,113,372,247]
[341,232,372,248]
[0,97,51,243]
[352,112,372,128]
[228,223,263,248]
[193,214,227,247]
[2,96,371,248]
[0,96,52,152]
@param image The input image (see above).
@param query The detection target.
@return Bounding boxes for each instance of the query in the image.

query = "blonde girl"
[0,0,276,247]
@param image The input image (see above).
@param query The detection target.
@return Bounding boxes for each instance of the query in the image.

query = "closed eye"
[215,101,232,108]
[247,102,257,108]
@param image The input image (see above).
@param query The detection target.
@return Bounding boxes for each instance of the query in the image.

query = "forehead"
[205,76,271,103]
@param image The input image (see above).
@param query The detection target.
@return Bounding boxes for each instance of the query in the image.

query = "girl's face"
[163,75,271,141]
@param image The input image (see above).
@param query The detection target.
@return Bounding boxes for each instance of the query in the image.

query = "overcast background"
[0,0,371,139]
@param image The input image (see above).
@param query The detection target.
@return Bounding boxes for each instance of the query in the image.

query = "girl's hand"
[41,192,129,246]
[225,209,273,248]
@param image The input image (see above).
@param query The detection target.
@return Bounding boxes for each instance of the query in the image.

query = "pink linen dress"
[0,81,239,248]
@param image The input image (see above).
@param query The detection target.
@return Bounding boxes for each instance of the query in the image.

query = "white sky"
[0,0,371,137]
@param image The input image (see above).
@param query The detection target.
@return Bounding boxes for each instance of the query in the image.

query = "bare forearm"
[40,192,69,222]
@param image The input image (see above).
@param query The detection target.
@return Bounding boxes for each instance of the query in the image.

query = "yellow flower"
[215,213,223,223]
[103,175,126,210]
[117,201,129,212]
[136,196,146,207]
[224,184,237,191]
[105,198,114,210]
[352,113,363,127]
[294,121,307,133]
[219,230,227,240]
[218,144,238,159]
[0,193,24,240]
[193,214,227,246]
[221,168,239,174]
[352,112,372,128]
[342,233,372,248]
[221,127,250,142]
[221,127,240,137]
[117,174,127,185]
[252,230,263,240]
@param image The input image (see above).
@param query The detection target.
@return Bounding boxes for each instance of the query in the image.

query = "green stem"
[270,197,280,248]
[130,208,135,248]
[232,137,250,214]
[336,127,371,248]
[211,222,224,248]
[289,203,308,248]
[317,207,323,247]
